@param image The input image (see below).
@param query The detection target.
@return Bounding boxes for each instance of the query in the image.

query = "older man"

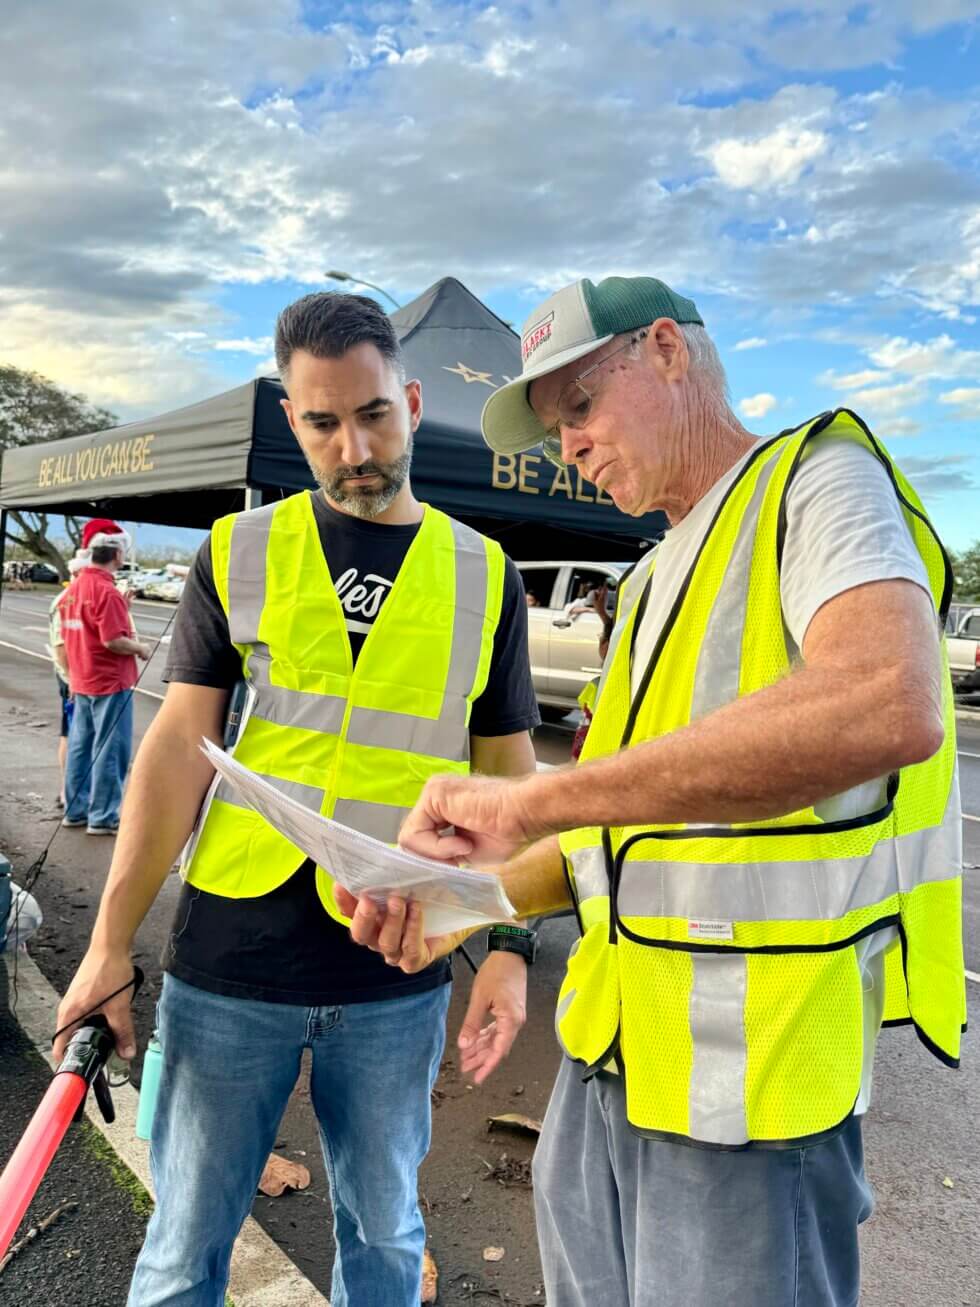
[339,276,965,1307]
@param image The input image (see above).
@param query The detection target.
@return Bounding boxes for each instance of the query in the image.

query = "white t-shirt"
[623,436,932,1112]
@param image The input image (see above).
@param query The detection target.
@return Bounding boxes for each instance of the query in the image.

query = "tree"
[949,540,980,603]
[0,365,116,578]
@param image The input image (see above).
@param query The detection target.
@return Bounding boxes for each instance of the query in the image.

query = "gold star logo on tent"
[443,361,495,387]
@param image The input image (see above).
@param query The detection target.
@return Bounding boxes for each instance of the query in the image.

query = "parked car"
[119,567,170,597]
[144,576,185,603]
[948,607,980,696]
[517,560,632,717]
[29,563,60,584]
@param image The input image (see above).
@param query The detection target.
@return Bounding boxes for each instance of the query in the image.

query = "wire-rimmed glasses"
[539,329,649,467]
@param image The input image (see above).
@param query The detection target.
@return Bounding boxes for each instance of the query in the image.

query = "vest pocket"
[554,921,620,1072]
[743,947,863,1140]
[618,938,694,1138]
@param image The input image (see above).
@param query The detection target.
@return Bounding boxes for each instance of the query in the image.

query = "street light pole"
[324,270,402,311]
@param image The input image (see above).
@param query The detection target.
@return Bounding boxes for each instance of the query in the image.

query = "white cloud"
[939,387,980,418]
[847,378,928,416]
[900,454,976,497]
[733,337,767,351]
[869,334,980,380]
[880,417,922,437]
[819,368,891,390]
[739,393,778,419]
[212,337,274,355]
[0,1,978,421]
[703,126,827,190]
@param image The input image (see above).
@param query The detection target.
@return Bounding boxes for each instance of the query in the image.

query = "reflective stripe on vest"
[556,409,965,1148]
[182,493,505,913]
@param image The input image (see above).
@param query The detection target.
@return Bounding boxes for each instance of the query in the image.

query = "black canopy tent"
[0,278,666,562]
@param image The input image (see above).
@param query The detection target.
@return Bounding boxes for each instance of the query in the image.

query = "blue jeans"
[63,689,133,828]
[129,974,451,1307]
[534,1060,874,1307]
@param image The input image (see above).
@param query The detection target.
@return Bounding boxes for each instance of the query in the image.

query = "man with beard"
[52,292,539,1307]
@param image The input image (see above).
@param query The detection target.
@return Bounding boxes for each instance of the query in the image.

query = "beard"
[309,438,413,519]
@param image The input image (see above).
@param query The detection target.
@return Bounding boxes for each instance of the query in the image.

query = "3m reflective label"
[688,919,734,941]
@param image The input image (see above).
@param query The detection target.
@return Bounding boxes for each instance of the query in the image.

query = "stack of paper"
[200,739,516,935]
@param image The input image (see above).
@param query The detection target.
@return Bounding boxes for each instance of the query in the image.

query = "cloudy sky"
[1,0,978,548]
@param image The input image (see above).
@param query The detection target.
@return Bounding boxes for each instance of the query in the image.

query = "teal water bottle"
[135,1032,163,1141]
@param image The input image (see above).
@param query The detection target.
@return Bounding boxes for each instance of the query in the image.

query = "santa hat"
[81,518,130,550]
[73,518,132,570]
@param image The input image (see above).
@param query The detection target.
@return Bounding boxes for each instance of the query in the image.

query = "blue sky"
[2,1,978,551]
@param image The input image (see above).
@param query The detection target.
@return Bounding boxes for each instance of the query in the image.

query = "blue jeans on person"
[63,689,133,828]
[128,973,451,1307]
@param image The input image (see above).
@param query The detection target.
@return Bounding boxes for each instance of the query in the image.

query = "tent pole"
[0,509,7,616]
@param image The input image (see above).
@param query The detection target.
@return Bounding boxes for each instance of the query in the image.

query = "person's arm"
[53,681,230,1060]
[470,730,536,778]
[104,633,151,659]
[335,833,571,1083]
[397,576,943,863]
[93,585,151,659]
[51,632,69,684]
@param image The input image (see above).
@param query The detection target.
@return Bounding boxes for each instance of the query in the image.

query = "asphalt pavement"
[1,589,979,1306]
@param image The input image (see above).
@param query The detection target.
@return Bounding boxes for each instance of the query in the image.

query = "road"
[1,588,979,1305]
[0,585,177,700]
[4,584,978,971]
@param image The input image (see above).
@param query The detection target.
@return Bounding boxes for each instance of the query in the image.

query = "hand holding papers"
[200,739,517,935]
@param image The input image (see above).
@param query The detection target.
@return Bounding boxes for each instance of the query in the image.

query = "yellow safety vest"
[556,409,965,1148]
[182,492,505,922]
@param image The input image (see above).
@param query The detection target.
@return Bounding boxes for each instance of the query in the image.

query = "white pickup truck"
[517,559,631,718]
[948,607,980,696]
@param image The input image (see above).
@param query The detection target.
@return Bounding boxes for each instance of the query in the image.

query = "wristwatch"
[487,923,538,964]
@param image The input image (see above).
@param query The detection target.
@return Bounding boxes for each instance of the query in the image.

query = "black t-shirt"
[162,493,539,1006]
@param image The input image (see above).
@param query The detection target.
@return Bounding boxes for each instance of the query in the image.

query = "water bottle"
[135,1032,163,1141]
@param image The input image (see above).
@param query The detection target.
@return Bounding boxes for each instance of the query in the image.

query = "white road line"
[0,638,164,700]
[2,598,175,625]
[2,952,329,1307]
[958,751,980,760]
[964,813,980,824]
[24,625,49,635]
[967,970,980,986]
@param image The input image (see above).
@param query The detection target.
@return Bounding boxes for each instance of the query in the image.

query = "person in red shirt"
[61,519,151,835]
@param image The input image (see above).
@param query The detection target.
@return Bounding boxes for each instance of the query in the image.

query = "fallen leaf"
[258,1154,311,1197]
[421,1248,438,1302]
[942,1176,955,1189]
[483,1246,505,1262]
[487,1113,542,1136]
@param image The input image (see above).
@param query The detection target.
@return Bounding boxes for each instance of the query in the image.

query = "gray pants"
[533,1060,873,1307]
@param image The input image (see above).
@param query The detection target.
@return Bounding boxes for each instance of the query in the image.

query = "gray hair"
[679,323,732,413]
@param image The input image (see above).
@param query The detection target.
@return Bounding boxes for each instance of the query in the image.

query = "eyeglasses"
[539,329,649,467]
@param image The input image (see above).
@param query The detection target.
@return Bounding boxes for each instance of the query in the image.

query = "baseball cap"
[81,518,125,549]
[481,276,703,455]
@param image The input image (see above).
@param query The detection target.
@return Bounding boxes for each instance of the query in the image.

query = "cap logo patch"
[522,311,554,363]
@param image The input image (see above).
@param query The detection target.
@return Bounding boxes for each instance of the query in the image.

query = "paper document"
[201,739,516,935]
